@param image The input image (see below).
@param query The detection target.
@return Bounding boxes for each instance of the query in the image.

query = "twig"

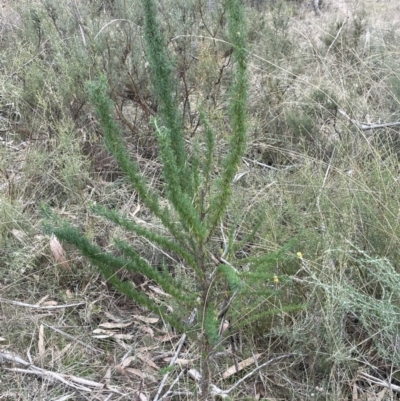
[42,324,104,355]
[242,157,278,170]
[72,0,87,47]
[338,108,400,131]
[326,18,348,56]
[153,333,187,401]
[312,0,322,16]
[0,298,84,309]
[316,148,335,238]
[0,351,125,395]
[94,19,130,40]
[359,371,400,393]
[158,369,186,401]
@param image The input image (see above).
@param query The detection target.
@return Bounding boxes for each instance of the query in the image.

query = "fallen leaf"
[137,353,159,370]
[157,333,178,342]
[133,315,159,324]
[139,326,154,337]
[42,301,58,306]
[117,367,157,383]
[111,334,135,340]
[36,295,49,305]
[92,335,111,339]
[104,312,122,322]
[123,367,144,379]
[104,368,112,385]
[188,368,201,382]
[121,356,136,369]
[135,346,158,352]
[11,229,26,242]
[50,235,70,270]
[98,321,134,329]
[376,388,387,401]
[148,286,171,297]
[92,329,134,340]
[222,354,262,379]
[163,357,192,365]
[93,329,110,335]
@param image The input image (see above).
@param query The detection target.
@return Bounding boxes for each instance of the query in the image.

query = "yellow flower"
[273,275,279,284]
[297,252,303,259]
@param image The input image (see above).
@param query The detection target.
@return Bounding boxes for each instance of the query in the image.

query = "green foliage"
[204,306,219,346]
[43,0,279,397]
[218,264,242,292]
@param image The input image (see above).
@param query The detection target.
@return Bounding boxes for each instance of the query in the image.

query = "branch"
[0,351,125,395]
[153,333,187,401]
[359,371,400,393]
[0,298,84,310]
[338,109,400,131]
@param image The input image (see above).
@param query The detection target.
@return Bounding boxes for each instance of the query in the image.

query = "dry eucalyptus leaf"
[222,353,262,379]
[118,366,157,383]
[123,367,144,379]
[112,334,135,340]
[104,368,112,385]
[133,315,159,324]
[98,321,134,329]
[120,356,136,369]
[147,285,171,298]
[188,368,202,382]
[139,326,154,337]
[137,353,159,370]
[135,346,158,352]
[36,295,49,305]
[163,357,192,365]
[50,235,70,270]
[93,329,135,340]
[157,333,178,342]
[42,301,58,306]
[11,229,26,242]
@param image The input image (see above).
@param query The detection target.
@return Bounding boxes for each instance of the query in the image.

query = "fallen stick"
[0,298,84,310]
[338,109,400,131]
[358,371,400,393]
[153,333,187,401]
[0,351,125,395]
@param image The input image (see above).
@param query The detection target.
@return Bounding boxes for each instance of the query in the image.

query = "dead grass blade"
[0,298,84,309]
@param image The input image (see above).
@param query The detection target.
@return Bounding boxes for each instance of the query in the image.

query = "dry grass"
[2,0,400,400]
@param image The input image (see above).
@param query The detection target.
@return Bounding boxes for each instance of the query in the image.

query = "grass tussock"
[2,0,400,399]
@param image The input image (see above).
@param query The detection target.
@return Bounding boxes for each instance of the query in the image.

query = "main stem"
[199,243,212,400]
